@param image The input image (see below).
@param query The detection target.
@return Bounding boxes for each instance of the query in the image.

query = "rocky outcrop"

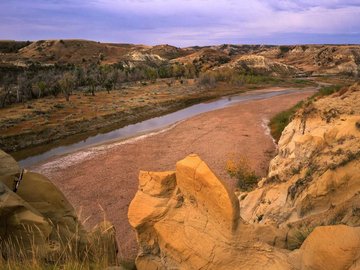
[298,225,360,270]
[129,84,360,269]
[241,83,360,234]
[260,45,360,76]
[129,154,360,269]
[221,55,300,76]
[129,155,293,270]
[0,150,118,265]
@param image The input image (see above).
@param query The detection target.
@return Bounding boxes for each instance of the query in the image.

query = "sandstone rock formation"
[129,84,360,269]
[129,155,294,270]
[0,150,118,265]
[220,55,299,76]
[299,225,360,270]
[241,83,360,237]
[259,45,360,76]
[129,154,360,269]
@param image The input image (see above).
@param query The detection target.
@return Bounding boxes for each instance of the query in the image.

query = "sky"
[0,0,359,47]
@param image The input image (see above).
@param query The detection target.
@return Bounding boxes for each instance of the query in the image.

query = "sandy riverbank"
[32,88,315,260]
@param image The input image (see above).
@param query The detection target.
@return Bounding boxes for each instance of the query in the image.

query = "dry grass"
[0,208,122,270]
[287,226,315,250]
[0,76,314,139]
[0,79,192,137]
[226,155,259,191]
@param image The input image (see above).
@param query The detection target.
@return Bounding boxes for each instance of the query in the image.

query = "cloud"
[0,0,359,46]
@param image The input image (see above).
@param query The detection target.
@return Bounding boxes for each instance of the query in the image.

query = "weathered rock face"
[0,149,20,177]
[299,225,360,270]
[129,154,360,270]
[128,154,294,270]
[214,54,300,76]
[241,84,360,235]
[0,150,118,264]
[1,171,89,252]
[228,55,299,76]
[259,45,360,76]
[129,84,360,269]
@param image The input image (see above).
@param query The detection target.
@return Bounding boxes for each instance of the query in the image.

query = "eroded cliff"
[241,83,360,243]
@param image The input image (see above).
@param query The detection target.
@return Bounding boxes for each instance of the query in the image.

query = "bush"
[226,156,259,191]
[197,72,217,88]
[316,85,342,97]
[287,226,314,250]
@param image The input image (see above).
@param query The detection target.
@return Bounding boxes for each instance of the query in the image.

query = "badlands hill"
[1,40,359,76]
[0,40,193,67]
[128,83,360,269]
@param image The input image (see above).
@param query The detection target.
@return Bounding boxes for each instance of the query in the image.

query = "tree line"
[0,62,199,107]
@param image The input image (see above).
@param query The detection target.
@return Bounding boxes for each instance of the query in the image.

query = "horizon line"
[1,38,359,49]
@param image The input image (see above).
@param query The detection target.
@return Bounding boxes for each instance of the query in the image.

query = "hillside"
[241,83,360,233]
[1,40,359,76]
[0,39,188,66]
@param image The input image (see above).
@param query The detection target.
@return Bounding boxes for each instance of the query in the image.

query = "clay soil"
[31,88,315,260]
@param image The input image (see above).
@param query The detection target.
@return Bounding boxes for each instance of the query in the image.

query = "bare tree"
[1,84,12,108]
[59,72,75,101]
[85,66,99,96]
[1,76,15,107]
[33,80,47,98]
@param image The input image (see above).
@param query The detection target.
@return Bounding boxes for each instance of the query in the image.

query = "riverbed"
[21,88,312,167]
[31,87,316,260]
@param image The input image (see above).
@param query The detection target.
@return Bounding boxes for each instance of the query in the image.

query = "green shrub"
[269,101,304,142]
[316,85,342,97]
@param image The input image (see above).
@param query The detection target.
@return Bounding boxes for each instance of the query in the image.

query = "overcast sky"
[0,0,359,46]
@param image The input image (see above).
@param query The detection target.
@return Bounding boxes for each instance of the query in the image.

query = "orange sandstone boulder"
[129,154,293,270]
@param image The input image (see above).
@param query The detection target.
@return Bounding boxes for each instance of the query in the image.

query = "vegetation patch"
[197,68,286,88]
[330,150,360,170]
[269,100,304,142]
[287,225,315,250]
[0,225,119,270]
[315,84,342,98]
[226,155,259,191]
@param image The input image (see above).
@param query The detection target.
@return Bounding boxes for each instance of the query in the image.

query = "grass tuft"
[0,211,121,270]
[226,155,259,191]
